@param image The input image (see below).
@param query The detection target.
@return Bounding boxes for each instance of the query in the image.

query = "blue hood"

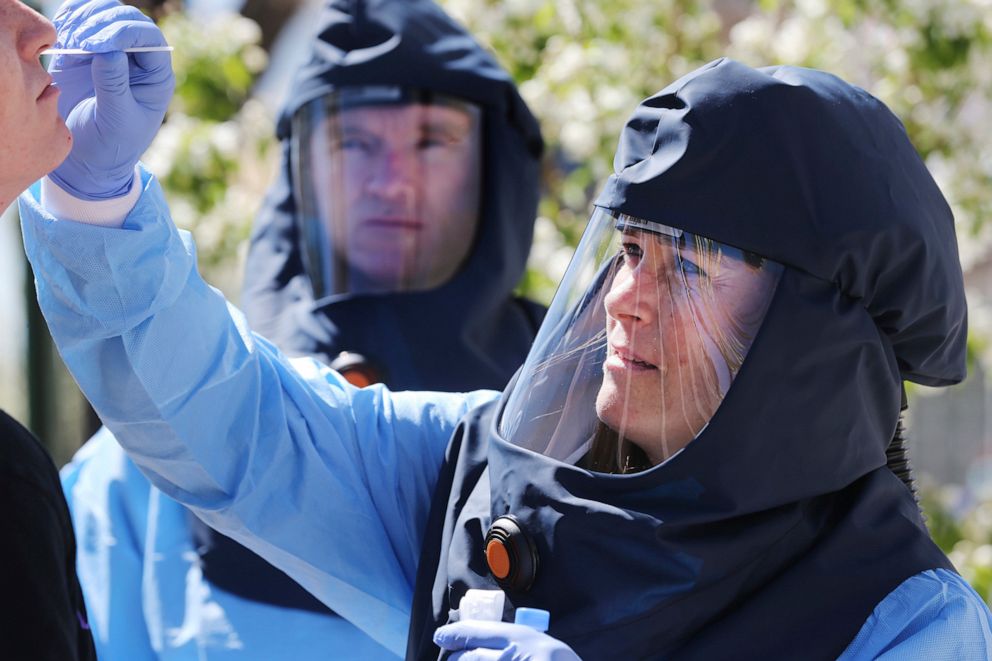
[241,0,545,392]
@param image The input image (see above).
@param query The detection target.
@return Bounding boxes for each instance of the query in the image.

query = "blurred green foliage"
[437,0,992,303]
[142,12,276,290]
[922,484,992,604]
[167,20,261,121]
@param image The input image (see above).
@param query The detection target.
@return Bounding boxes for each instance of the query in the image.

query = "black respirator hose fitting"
[886,384,919,507]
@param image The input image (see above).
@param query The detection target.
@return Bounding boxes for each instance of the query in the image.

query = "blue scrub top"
[61,428,400,659]
[21,172,992,658]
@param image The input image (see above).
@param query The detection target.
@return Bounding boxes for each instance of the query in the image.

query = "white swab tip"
[42,46,174,55]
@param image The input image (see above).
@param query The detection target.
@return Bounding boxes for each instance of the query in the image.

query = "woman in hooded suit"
[423,58,992,659]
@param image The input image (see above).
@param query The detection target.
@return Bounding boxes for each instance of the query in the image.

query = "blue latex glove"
[49,0,174,200]
[434,621,581,661]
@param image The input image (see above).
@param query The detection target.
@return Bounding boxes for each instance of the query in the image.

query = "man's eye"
[417,135,454,150]
[340,137,374,151]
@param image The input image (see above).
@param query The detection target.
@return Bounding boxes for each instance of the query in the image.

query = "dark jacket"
[0,410,96,661]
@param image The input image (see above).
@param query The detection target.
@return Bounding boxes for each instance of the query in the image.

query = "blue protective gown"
[56,0,546,655]
[61,428,398,659]
[20,172,992,658]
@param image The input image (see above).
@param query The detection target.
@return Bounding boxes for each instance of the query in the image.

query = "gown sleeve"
[838,568,992,660]
[19,169,498,656]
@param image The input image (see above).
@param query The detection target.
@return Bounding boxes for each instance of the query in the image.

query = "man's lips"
[605,344,658,371]
[363,217,424,230]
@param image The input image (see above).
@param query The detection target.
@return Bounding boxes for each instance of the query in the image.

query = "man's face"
[0,0,71,210]
[310,102,482,293]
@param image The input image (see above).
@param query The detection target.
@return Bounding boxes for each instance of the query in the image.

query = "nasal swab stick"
[42,46,174,55]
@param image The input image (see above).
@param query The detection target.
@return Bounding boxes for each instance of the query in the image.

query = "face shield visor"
[499,208,783,473]
[290,86,483,298]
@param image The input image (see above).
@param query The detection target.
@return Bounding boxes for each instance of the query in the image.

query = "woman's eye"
[621,243,643,264]
[678,256,707,279]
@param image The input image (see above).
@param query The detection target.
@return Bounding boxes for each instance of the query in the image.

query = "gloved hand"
[433,621,581,661]
[49,0,175,200]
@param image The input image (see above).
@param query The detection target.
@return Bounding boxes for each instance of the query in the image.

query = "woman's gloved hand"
[48,0,174,200]
[434,621,581,661]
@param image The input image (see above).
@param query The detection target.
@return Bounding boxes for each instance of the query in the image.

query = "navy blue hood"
[586,58,968,514]
[241,0,545,391]
[596,57,966,388]
[408,59,963,660]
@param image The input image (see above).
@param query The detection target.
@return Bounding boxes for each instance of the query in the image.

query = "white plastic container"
[458,589,506,622]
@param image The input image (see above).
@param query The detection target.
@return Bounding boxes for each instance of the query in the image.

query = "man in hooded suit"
[56,0,543,657]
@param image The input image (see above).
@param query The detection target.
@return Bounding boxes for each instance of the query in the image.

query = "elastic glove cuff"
[42,165,142,228]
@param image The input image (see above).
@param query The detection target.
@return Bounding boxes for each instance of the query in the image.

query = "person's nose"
[365,148,418,202]
[604,267,654,326]
[17,3,56,62]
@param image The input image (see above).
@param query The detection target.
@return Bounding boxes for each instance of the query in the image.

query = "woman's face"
[595,228,778,464]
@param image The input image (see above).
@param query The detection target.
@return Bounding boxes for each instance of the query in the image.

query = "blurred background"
[3,0,992,600]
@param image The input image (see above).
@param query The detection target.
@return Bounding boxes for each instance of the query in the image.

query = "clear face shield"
[499,208,783,473]
[290,87,483,298]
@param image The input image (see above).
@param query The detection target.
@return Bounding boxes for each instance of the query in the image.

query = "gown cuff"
[40,165,143,228]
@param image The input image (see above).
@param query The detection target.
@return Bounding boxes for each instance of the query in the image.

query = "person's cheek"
[342,163,369,220]
[344,152,369,189]
[429,163,464,227]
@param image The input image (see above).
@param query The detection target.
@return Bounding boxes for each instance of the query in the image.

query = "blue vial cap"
[514,607,550,632]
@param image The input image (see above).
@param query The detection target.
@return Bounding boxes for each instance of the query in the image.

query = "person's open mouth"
[37,76,59,102]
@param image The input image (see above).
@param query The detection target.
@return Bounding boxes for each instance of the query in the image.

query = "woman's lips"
[605,345,657,372]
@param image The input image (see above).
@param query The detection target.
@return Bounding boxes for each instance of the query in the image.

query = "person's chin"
[594,382,623,428]
[46,121,73,172]
[351,265,415,292]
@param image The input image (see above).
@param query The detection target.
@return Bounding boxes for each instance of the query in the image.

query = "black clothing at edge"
[0,410,96,660]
